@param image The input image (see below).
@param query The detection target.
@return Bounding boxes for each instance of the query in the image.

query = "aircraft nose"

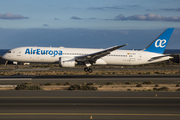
[2,54,7,60]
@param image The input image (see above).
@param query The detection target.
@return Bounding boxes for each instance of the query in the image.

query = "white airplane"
[2,28,174,73]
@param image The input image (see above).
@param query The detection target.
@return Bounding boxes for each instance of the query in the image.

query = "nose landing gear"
[15,65,18,69]
[84,67,93,73]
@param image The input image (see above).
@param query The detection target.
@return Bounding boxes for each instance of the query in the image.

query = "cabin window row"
[23,52,128,57]
[109,55,127,57]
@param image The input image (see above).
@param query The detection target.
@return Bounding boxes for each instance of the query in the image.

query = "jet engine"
[94,59,107,65]
[59,57,75,67]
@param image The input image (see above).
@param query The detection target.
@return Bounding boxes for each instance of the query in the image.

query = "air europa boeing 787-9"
[2,28,174,73]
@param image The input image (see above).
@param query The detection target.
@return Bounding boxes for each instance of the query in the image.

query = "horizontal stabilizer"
[148,55,172,62]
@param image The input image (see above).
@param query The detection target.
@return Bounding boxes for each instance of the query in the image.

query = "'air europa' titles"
[25,48,62,57]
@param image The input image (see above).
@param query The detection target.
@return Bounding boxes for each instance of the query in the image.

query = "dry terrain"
[1,84,179,91]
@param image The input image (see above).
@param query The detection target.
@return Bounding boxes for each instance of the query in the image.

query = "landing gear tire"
[84,67,88,72]
[15,65,18,69]
[88,68,93,73]
[84,67,93,73]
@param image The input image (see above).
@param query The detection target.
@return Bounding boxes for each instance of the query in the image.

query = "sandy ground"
[96,84,179,91]
[0,88,15,90]
[41,84,179,91]
[41,86,69,91]
[0,84,179,91]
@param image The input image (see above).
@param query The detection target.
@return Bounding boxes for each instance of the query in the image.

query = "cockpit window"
[7,51,11,53]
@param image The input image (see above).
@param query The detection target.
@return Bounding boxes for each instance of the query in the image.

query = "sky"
[0,0,180,49]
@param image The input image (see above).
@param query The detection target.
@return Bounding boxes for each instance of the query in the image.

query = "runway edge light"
[90,115,93,119]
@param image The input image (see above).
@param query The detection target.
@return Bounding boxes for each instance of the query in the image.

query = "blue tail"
[144,28,174,54]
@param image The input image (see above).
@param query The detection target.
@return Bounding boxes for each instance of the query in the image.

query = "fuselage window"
[7,51,11,53]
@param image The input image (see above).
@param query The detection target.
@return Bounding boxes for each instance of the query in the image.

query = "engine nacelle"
[94,59,107,65]
[59,57,75,67]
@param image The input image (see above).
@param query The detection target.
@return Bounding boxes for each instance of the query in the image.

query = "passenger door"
[137,53,142,61]
[17,49,21,56]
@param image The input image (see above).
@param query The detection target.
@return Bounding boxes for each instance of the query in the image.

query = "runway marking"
[0,103,179,106]
[0,113,180,116]
[0,97,180,99]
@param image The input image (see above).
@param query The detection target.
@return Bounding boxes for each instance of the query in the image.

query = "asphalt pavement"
[1,66,180,72]
[0,91,179,120]
[0,74,180,85]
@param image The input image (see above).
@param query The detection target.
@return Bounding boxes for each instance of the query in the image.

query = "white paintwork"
[2,46,170,66]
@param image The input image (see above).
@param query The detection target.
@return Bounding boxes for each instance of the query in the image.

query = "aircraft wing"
[75,44,127,63]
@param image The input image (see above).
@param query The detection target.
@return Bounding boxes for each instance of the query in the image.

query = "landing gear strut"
[84,67,93,73]
[15,65,18,69]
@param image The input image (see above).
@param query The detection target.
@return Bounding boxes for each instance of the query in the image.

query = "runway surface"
[1,66,180,72]
[0,91,179,120]
[0,74,180,85]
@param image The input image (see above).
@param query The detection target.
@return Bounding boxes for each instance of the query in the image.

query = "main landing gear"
[84,67,93,73]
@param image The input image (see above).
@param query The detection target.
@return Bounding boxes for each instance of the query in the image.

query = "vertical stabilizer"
[144,28,174,54]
